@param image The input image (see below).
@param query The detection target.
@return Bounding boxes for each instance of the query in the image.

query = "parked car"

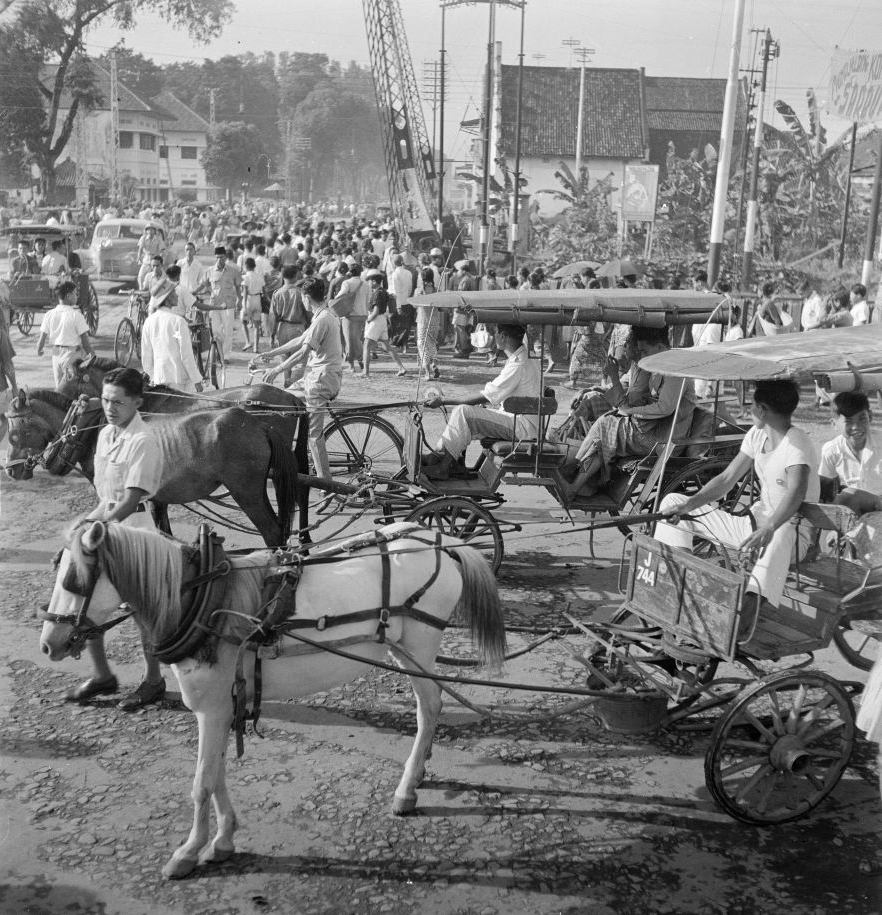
[82,218,171,282]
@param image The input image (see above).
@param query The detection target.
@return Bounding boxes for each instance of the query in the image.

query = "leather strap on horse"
[150,525,232,664]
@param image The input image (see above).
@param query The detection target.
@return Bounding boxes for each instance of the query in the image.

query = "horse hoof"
[162,855,198,880]
[391,796,417,816]
[199,843,235,865]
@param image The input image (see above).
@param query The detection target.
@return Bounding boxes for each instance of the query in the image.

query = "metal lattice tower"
[363,0,437,245]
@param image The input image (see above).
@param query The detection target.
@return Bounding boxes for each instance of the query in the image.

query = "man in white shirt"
[390,254,413,310]
[36,280,93,388]
[197,246,242,359]
[850,283,871,326]
[422,325,541,480]
[141,284,203,393]
[819,391,882,514]
[176,242,204,294]
[41,239,69,285]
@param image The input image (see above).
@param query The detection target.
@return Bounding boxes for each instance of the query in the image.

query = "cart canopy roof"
[1,224,86,238]
[639,325,882,382]
[410,288,727,327]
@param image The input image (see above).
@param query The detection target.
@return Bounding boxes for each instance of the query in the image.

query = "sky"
[80,0,880,164]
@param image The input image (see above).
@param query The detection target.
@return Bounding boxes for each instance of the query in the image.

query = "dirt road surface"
[1,291,879,914]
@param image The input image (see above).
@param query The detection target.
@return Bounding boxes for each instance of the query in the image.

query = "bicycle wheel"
[114,317,137,366]
[405,496,504,573]
[206,341,225,389]
[192,335,206,377]
[83,284,100,335]
[16,309,34,335]
[322,413,405,483]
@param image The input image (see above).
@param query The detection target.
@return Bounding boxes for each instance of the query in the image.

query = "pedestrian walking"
[362,269,407,378]
[141,283,203,393]
[35,280,92,388]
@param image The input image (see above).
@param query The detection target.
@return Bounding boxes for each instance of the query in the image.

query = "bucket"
[596,691,668,734]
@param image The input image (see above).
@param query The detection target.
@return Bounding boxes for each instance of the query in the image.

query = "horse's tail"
[293,402,311,544]
[450,544,507,670]
[265,425,297,545]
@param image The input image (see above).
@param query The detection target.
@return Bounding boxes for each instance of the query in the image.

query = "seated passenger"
[655,379,819,618]
[422,323,541,480]
[819,392,882,515]
[560,325,695,497]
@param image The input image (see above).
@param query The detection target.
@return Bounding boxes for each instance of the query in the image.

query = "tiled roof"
[500,65,646,159]
[151,91,210,132]
[44,62,153,113]
[644,76,745,134]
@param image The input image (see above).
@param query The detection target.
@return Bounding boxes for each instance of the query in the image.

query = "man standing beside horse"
[62,367,167,711]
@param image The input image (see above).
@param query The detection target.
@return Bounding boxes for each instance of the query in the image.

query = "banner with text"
[829,48,882,124]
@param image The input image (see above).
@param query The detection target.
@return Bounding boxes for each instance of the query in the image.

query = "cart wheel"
[705,669,855,825]
[206,341,225,389]
[114,318,137,366]
[83,285,100,335]
[405,496,504,573]
[16,309,34,335]
[833,622,878,672]
[323,413,404,484]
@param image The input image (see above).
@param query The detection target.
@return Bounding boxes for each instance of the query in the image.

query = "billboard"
[621,164,660,222]
[829,48,882,124]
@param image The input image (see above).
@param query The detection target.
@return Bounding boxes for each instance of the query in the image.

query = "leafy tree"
[0,0,232,199]
[202,121,269,199]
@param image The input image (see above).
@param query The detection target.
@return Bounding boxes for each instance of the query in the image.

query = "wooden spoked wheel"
[15,309,34,335]
[405,496,504,574]
[705,670,855,824]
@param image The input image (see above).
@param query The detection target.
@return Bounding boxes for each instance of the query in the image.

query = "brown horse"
[58,355,310,537]
[6,390,300,547]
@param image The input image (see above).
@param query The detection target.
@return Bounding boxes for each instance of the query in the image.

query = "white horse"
[40,521,506,880]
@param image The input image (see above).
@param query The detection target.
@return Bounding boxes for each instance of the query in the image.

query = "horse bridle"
[38,547,134,658]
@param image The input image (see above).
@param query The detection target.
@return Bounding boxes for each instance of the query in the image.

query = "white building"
[50,62,218,203]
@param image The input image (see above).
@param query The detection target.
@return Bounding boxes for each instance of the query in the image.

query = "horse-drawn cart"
[1,225,99,336]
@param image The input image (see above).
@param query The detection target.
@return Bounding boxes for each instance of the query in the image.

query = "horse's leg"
[198,762,238,866]
[391,661,442,816]
[162,704,235,879]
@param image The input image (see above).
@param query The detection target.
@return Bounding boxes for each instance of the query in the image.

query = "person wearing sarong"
[560,326,694,498]
[416,267,441,380]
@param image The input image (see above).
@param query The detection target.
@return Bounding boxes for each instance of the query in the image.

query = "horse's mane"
[88,355,123,372]
[16,388,72,414]
[146,383,185,395]
[68,524,184,636]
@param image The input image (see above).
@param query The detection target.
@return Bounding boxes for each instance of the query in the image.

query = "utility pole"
[510,0,526,272]
[838,122,858,269]
[862,132,882,286]
[284,119,291,203]
[436,6,446,237]
[707,0,746,286]
[109,51,120,203]
[209,88,217,127]
[741,28,778,289]
[479,0,497,278]
[573,47,595,180]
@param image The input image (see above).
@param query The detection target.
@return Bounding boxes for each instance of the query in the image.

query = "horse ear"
[81,521,106,553]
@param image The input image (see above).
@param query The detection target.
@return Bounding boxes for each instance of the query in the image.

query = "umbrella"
[597,258,643,279]
[263,182,284,193]
[552,260,601,279]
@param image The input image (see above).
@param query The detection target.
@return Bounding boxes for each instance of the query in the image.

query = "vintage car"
[83,218,172,283]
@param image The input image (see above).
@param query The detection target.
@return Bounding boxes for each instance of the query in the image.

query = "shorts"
[242,298,262,322]
[365,314,389,343]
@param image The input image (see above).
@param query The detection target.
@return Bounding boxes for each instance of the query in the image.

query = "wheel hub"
[769,733,811,774]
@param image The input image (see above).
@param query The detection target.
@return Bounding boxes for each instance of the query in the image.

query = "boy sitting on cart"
[422,323,540,480]
[655,379,820,620]
[819,392,882,516]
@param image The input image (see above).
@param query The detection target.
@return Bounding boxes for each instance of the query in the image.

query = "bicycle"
[114,289,149,365]
[188,300,225,390]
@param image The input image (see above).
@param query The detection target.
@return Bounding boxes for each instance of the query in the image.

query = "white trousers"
[212,307,235,359]
[654,493,811,606]
[437,405,532,459]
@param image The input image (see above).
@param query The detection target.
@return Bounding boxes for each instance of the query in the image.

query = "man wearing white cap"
[141,282,203,393]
